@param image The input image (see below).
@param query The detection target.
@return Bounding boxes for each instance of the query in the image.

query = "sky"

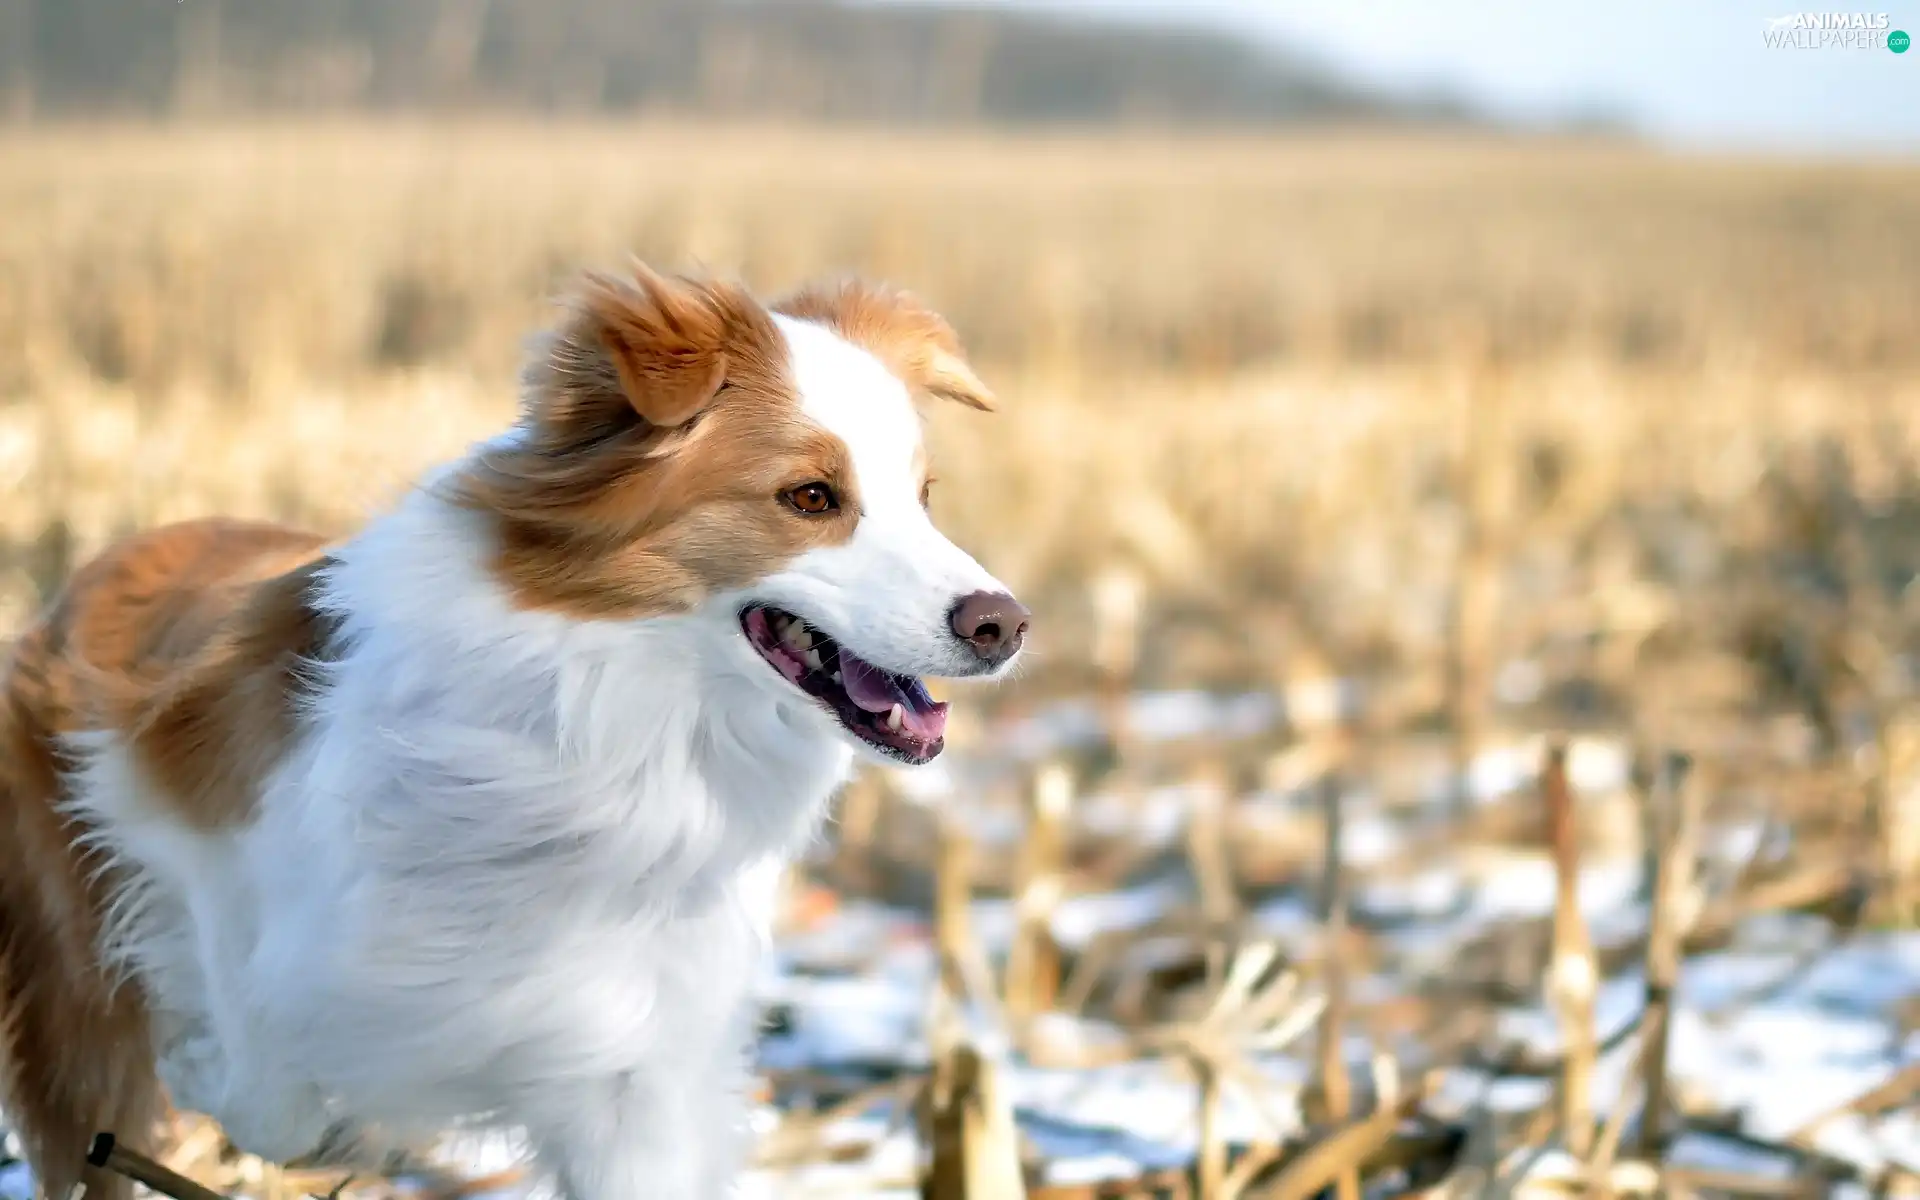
[873,0,1920,156]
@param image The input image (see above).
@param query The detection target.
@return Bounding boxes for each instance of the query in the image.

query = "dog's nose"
[949,591,1031,663]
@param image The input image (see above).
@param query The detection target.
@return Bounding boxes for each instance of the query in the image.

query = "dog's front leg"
[532,1068,740,1200]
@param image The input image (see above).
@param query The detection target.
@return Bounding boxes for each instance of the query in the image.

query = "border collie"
[0,264,1027,1200]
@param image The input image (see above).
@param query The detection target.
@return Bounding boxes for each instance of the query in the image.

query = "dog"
[0,263,1028,1200]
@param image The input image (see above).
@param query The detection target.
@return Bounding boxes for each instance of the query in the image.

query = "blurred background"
[1,2,1919,1197]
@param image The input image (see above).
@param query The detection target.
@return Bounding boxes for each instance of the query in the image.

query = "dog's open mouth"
[741,605,949,764]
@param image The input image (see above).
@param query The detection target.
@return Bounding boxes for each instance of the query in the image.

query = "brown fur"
[0,518,337,1200]
[774,278,996,412]
[456,267,994,620]
[454,266,864,619]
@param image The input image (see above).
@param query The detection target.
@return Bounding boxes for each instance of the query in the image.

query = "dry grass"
[2,121,1918,695]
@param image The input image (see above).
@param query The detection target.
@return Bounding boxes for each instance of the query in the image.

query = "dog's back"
[0,518,329,1200]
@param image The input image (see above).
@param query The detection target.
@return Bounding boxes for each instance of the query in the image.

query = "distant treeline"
[0,0,1479,125]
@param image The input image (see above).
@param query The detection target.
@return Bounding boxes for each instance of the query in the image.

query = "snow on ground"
[0,1163,31,1200]
[0,694,1913,1197]
[744,901,1920,1192]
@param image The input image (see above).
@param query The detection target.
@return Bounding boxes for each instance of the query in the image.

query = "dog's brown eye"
[785,482,838,515]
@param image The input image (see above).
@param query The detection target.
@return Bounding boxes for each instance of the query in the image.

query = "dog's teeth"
[804,649,823,671]
[832,671,843,684]
[886,703,904,732]
[773,615,790,634]
[782,622,813,652]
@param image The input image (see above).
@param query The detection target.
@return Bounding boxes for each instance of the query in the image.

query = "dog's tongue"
[841,654,948,740]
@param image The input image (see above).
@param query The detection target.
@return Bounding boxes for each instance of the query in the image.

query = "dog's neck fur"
[307,471,854,916]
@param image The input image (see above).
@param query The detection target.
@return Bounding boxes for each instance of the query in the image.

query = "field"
[2,120,1920,1198]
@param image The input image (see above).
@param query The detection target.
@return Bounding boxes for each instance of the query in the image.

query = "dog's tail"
[1,676,163,1200]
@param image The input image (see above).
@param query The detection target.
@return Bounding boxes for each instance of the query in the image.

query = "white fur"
[61,318,1016,1199]
[756,316,1016,679]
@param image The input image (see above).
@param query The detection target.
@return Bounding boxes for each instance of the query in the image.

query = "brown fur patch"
[1,517,338,1200]
[17,518,340,830]
[453,266,862,619]
[0,717,158,1200]
[775,278,995,412]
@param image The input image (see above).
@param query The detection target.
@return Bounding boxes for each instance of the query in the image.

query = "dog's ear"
[575,264,738,428]
[776,279,996,412]
[918,345,996,413]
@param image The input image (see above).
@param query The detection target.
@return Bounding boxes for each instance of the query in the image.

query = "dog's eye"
[920,477,936,509]
[785,482,839,515]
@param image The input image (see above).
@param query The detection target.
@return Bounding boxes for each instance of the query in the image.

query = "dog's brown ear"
[776,279,996,412]
[918,346,996,413]
[578,264,737,428]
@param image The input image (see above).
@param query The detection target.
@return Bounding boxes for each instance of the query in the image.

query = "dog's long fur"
[0,265,1019,1200]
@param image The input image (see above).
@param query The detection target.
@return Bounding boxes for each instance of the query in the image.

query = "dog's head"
[453,263,1027,765]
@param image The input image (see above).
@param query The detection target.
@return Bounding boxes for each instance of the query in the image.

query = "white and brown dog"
[0,265,1027,1200]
